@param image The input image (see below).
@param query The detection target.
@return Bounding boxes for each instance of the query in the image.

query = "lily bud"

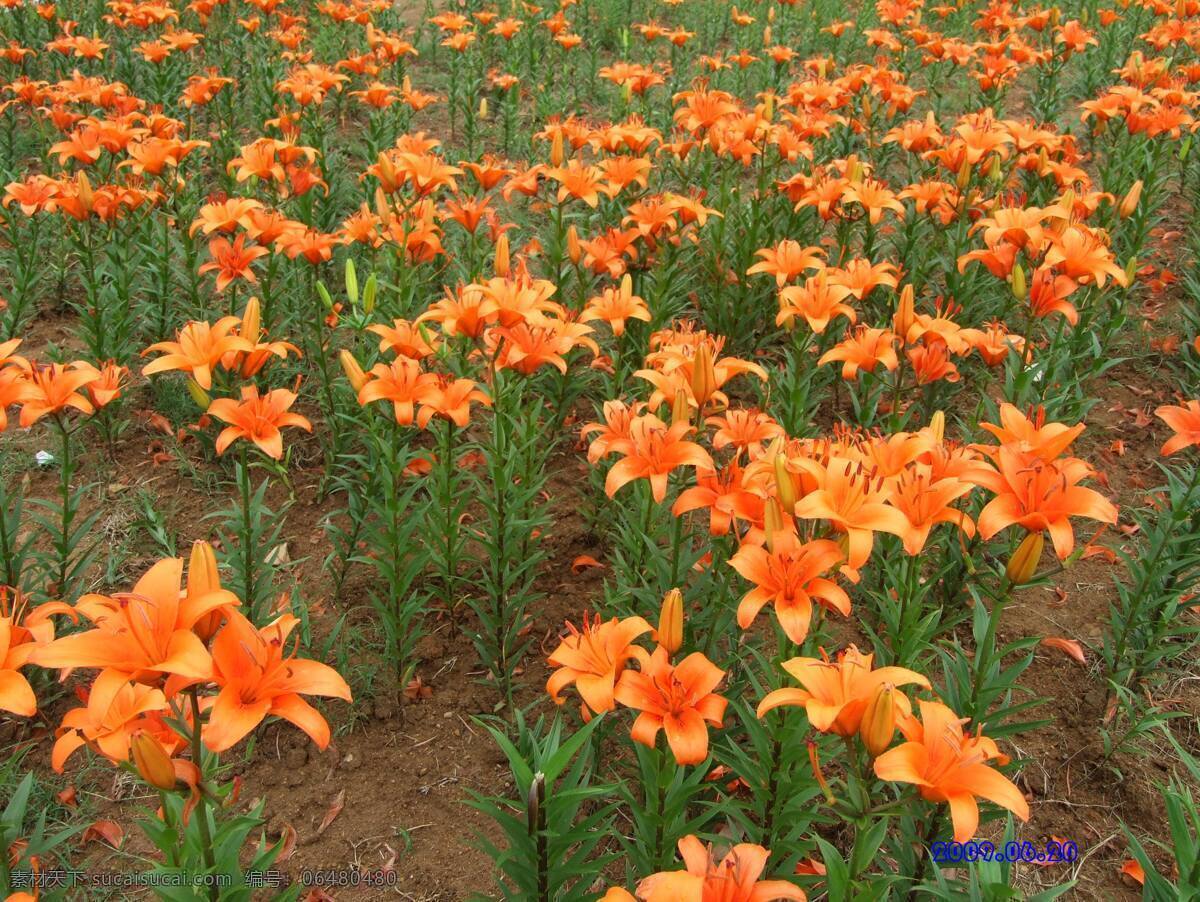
[955,157,971,192]
[773,452,797,512]
[527,772,546,834]
[373,151,399,193]
[374,186,393,227]
[657,588,683,654]
[316,280,333,311]
[1010,263,1027,301]
[1124,257,1138,284]
[987,154,1002,183]
[861,94,872,122]
[1060,188,1077,221]
[1049,6,1060,27]
[763,92,775,121]
[240,295,262,343]
[188,540,220,597]
[893,284,915,337]
[808,740,836,805]
[76,171,94,213]
[671,387,691,427]
[550,130,564,167]
[762,25,771,45]
[1005,530,1044,584]
[339,350,369,393]
[859,684,897,757]
[186,378,211,410]
[1118,180,1142,219]
[362,272,377,314]
[928,410,945,444]
[763,497,784,552]
[189,540,224,642]
[494,233,511,278]
[566,225,581,264]
[478,97,489,120]
[131,732,176,791]
[690,342,717,409]
[345,259,359,307]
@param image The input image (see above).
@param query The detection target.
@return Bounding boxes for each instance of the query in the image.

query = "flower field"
[2,0,1200,896]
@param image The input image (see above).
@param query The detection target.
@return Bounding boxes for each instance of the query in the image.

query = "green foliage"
[1102,462,1200,696]
[469,374,552,707]
[138,796,297,902]
[1121,735,1200,901]
[0,771,82,900]
[467,713,617,901]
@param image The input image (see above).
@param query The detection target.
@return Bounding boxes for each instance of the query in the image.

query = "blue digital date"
[930,841,1078,863]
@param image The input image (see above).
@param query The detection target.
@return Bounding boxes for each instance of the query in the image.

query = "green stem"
[186,688,218,902]
[909,805,944,896]
[239,443,258,623]
[0,470,17,591]
[56,417,74,595]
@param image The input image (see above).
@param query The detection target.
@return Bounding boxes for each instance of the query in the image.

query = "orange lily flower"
[968,447,1117,559]
[1026,267,1078,324]
[581,399,647,463]
[77,360,127,409]
[417,284,494,339]
[51,679,169,772]
[546,159,610,207]
[476,269,560,327]
[206,386,312,459]
[604,414,714,503]
[635,836,807,900]
[205,609,352,752]
[198,234,269,292]
[977,403,1083,462]
[830,258,901,301]
[791,458,912,572]
[368,318,438,360]
[747,240,825,287]
[546,613,652,715]
[706,409,785,459]
[874,699,1029,843]
[189,197,264,236]
[358,357,437,425]
[1153,399,1199,456]
[275,227,337,264]
[582,275,652,337]
[758,645,929,735]
[841,177,905,224]
[222,296,300,377]
[17,361,99,426]
[0,366,27,431]
[32,557,235,689]
[614,646,727,765]
[818,327,899,380]
[673,462,764,536]
[729,532,849,643]
[415,375,491,428]
[776,270,856,334]
[888,465,975,555]
[487,320,598,375]
[1042,225,1128,288]
[0,590,74,716]
[142,317,254,389]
